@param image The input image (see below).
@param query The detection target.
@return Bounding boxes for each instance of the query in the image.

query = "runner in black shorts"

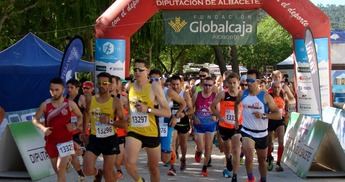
[267,81,288,172]
[170,75,194,171]
[82,72,125,182]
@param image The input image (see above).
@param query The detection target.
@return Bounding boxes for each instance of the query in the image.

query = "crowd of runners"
[32,59,297,182]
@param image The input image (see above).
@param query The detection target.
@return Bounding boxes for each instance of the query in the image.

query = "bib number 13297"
[56,140,75,158]
[131,112,149,127]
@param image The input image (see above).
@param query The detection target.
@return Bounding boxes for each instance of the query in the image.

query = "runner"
[267,81,288,172]
[149,71,186,176]
[125,59,171,182]
[111,75,129,180]
[82,72,125,182]
[66,79,86,181]
[211,72,242,181]
[236,69,281,182]
[32,77,83,182]
[82,81,94,96]
[170,75,192,172]
[192,76,217,177]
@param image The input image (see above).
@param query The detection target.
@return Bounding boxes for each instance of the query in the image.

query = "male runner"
[125,59,171,182]
[33,78,83,182]
[211,72,242,181]
[0,106,4,124]
[66,79,86,181]
[111,75,129,180]
[170,75,194,171]
[236,70,281,182]
[192,76,217,177]
[82,72,125,182]
[267,81,288,172]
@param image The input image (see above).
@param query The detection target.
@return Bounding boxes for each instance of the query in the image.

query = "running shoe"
[275,164,284,172]
[201,167,208,177]
[246,176,256,182]
[94,169,103,182]
[180,158,186,171]
[194,151,202,163]
[222,168,231,178]
[167,167,177,176]
[267,155,274,171]
[231,175,238,182]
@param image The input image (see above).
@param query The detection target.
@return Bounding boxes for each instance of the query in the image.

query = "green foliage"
[238,16,292,71]
[319,5,345,30]
[0,0,112,62]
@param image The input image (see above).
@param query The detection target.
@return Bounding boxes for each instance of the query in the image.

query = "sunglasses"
[82,87,91,90]
[98,81,111,86]
[240,83,248,86]
[203,84,213,87]
[199,74,207,78]
[246,78,256,84]
[133,68,146,72]
[150,77,161,82]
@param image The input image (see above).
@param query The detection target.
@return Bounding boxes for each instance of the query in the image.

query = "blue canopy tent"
[0,33,94,112]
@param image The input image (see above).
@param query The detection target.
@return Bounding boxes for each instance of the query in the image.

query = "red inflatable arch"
[95,0,330,77]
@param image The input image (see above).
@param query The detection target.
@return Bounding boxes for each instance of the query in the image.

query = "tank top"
[128,82,157,137]
[90,96,115,138]
[115,94,128,137]
[219,92,243,129]
[195,92,216,124]
[241,89,269,138]
[175,90,190,127]
[271,94,286,117]
[44,98,72,143]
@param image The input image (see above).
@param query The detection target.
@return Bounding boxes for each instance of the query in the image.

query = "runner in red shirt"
[33,78,83,182]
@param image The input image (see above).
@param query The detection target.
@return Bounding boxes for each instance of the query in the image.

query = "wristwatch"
[147,107,152,113]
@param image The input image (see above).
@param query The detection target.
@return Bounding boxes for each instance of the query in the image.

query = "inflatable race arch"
[94,0,332,115]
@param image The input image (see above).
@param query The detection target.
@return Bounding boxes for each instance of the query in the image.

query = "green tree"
[238,16,292,71]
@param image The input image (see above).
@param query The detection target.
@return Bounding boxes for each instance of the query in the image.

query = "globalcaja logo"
[168,17,187,32]
[102,42,115,55]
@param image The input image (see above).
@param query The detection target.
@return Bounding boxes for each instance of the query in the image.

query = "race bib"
[159,122,168,137]
[95,122,115,138]
[131,112,149,127]
[56,140,75,158]
[225,109,235,124]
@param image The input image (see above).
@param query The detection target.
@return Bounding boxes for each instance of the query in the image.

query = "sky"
[311,0,345,6]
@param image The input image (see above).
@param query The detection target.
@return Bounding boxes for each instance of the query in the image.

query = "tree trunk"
[213,46,227,75]
[230,45,240,75]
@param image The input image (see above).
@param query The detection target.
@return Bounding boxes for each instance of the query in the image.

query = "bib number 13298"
[56,140,75,158]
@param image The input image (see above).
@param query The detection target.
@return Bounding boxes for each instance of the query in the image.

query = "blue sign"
[294,39,308,63]
[314,38,329,63]
[60,36,84,85]
[95,39,125,63]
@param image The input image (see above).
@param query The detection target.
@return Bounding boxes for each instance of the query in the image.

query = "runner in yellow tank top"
[82,72,125,182]
[125,59,171,182]
[128,82,157,137]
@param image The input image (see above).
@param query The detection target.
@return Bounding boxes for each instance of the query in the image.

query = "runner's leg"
[125,137,142,181]
[146,146,161,182]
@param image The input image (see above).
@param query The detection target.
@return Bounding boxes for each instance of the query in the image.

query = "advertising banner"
[0,122,54,180]
[294,37,330,118]
[162,10,258,45]
[304,29,322,118]
[95,39,126,78]
[283,112,329,177]
[60,37,84,85]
